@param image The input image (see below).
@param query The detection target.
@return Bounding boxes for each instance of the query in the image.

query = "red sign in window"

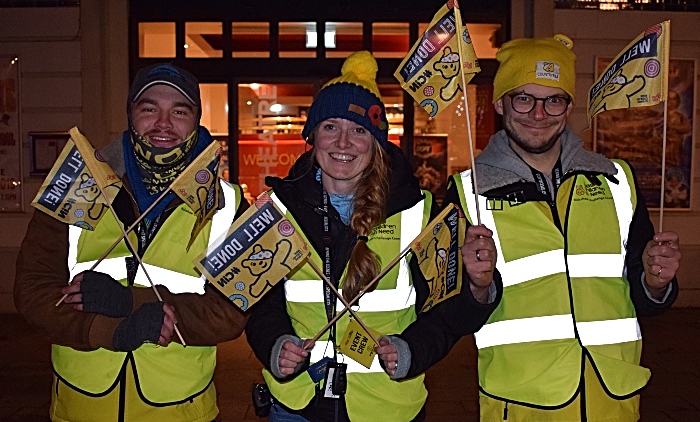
[238,134,401,197]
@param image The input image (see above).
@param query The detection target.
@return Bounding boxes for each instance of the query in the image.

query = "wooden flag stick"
[309,245,412,344]
[455,0,481,225]
[58,188,186,346]
[96,189,186,345]
[56,186,174,307]
[57,140,222,306]
[305,259,380,346]
[658,99,668,232]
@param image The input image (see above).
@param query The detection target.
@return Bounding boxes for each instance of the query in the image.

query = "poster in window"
[0,56,22,211]
[594,58,695,210]
[412,134,448,203]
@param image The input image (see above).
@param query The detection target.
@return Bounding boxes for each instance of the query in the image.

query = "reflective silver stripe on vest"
[498,249,567,288]
[311,340,383,373]
[460,169,632,286]
[271,194,422,312]
[577,317,641,346]
[474,314,641,348]
[67,219,82,273]
[460,167,639,348]
[567,254,625,278]
[608,162,634,275]
[67,182,237,294]
[475,314,575,349]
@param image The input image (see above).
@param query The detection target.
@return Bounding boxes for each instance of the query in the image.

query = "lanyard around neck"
[529,157,563,200]
[321,187,338,348]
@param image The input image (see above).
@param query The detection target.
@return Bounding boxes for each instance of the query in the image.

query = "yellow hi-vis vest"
[263,192,432,421]
[52,181,239,404]
[455,160,649,408]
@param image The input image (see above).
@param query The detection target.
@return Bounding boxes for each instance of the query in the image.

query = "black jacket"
[245,143,498,420]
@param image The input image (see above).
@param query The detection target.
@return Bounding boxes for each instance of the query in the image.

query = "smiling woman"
[244,51,441,422]
[312,118,375,195]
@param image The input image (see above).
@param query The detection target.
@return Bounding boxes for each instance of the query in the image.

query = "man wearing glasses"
[382,34,682,421]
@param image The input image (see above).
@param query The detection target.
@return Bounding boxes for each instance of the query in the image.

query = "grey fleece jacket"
[474,125,616,196]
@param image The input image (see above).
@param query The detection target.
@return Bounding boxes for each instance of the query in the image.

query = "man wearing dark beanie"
[15,63,249,421]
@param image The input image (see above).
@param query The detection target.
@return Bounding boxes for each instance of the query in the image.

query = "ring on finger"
[476,251,481,261]
[657,268,662,277]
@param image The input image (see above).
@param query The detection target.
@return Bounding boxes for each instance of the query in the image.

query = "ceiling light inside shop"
[306,31,336,48]
[270,103,283,113]
[306,31,317,48]
[325,31,336,48]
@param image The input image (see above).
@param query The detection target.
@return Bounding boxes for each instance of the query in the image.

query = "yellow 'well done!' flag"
[411,203,466,312]
[587,21,670,122]
[394,1,480,118]
[194,193,309,311]
[170,140,222,249]
[32,127,122,230]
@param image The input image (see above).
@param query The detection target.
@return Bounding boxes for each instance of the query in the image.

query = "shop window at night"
[324,22,363,59]
[237,83,314,197]
[199,83,231,183]
[378,84,404,138]
[448,22,501,60]
[232,22,270,58]
[185,22,223,58]
[200,83,228,138]
[371,22,409,59]
[412,85,496,202]
[279,22,317,58]
[235,83,403,198]
[409,21,500,200]
[138,22,176,58]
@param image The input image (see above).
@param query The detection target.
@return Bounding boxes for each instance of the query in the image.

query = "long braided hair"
[340,140,390,302]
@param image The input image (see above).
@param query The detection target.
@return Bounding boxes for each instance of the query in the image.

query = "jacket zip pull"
[503,401,509,420]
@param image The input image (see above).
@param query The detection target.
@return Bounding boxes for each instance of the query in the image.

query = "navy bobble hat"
[302,51,389,148]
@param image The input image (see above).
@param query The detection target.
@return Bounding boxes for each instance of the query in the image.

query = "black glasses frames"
[508,93,572,117]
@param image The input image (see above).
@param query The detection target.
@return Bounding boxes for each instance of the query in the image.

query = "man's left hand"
[643,231,682,300]
[462,225,497,303]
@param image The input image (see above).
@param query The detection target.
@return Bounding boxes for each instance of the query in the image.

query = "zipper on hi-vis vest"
[503,400,509,420]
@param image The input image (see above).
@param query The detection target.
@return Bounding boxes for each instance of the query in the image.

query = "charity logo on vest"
[574,183,612,202]
[370,223,400,241]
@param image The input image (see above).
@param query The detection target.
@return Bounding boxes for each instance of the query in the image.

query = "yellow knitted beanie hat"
[493,34,576,103]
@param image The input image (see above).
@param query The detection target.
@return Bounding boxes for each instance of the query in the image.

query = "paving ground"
[1,309,699,421]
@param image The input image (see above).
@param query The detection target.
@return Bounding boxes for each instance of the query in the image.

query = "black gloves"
[112,302,164,352]
[81,270,133,318]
